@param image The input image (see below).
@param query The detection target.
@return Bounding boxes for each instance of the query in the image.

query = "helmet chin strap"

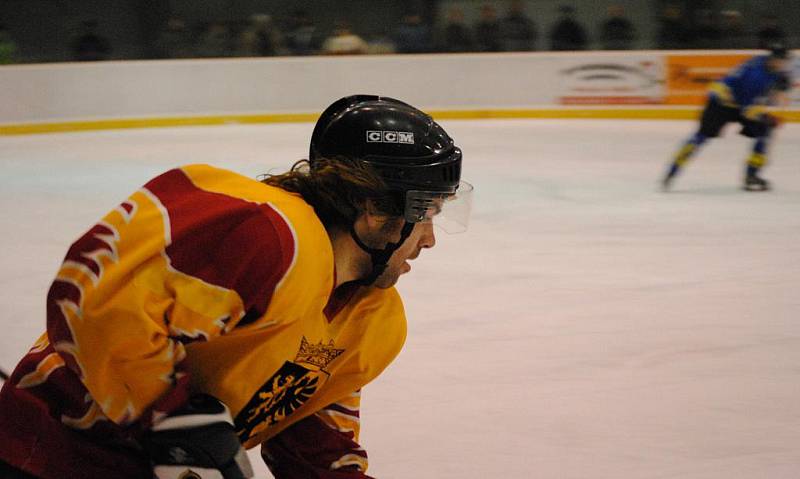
[349,221,416,286]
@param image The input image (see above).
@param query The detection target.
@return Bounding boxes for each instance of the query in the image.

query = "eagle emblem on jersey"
[234,336,345,442]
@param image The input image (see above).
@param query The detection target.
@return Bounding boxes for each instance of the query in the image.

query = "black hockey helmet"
[309,95,472,285]
[768,42,789,59]
[309,95,468,226]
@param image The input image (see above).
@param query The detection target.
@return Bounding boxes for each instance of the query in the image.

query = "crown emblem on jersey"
[295,337,345,369]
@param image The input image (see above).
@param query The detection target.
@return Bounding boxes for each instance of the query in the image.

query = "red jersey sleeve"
[261,391,373,479]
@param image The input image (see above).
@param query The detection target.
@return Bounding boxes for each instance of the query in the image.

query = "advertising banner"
[554,55,664,105]
[665,53,751,105]
[791,56,800,107]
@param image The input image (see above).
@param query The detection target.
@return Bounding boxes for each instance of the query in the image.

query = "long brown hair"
[261,157,403,231]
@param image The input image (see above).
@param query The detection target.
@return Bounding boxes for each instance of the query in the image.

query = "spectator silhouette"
[719,10,748,49]
[0,24,17,64]
[237,14,284,57]
[366,34,396,55]
[501,0,536,51]
[393,12,431,54]
[474,4,502,52]
[154,17,193,59]
[321,21,369,55]
[439,7,473,52]
[692,8,721,49]
[285,9,320,55]
[549,5,587,51]
[657,4,692,50]
[756,14,786,49]
[599,4,636,50]
[197,21,232,58]
[71,20,112,61]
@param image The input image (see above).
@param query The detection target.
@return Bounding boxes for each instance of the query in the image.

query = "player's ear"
[362,199,386,230]
[362,200,405,239]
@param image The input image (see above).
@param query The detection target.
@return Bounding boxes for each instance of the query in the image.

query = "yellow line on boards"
[3,108,798,136]
[0,113,319,136]
[431,109,702,120]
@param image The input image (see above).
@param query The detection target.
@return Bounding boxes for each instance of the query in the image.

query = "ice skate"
[661,163,681,191]
[743,173,770,191]
[661,175,672,191]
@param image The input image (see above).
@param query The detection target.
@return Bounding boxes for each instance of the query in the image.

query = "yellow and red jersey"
[0,164,406,478]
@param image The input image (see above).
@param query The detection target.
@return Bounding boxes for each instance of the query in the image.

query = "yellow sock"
[747,153,767,168]
[674,143,696,166]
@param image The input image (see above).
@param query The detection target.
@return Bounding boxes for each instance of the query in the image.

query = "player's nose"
[419,222,436,249]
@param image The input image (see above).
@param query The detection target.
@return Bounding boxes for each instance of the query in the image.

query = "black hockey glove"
[143,394,254,479]
[760,112,782,129]
[775,73,790,92]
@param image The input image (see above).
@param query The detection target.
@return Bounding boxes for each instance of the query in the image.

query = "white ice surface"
[1,119,799,478]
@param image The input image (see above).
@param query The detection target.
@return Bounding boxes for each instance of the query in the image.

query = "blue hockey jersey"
[710,55,790,111]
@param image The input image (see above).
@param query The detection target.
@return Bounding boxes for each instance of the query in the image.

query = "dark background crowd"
[0,0,797,64]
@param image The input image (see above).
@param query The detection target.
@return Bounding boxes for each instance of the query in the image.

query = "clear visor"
[405,181,473,233]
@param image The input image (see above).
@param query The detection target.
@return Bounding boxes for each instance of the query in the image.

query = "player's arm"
[772,91,789,107]
[770,73,792,107]
[46,170,294,427]
[743,88,783,125]
[261,391,374,479]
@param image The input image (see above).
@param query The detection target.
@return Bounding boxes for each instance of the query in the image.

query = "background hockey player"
[0,95,472,479]
[662,44,792,191]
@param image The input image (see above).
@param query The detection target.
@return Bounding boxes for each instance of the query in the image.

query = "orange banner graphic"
[665,54,752,105]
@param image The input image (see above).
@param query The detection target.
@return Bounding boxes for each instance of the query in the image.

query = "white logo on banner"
[366,130,414,144]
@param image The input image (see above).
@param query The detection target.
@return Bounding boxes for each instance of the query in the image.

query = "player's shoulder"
[739,55,765,71]
[352,284,403,307]
[144,164,261,200]
[148,162,331,266]
[172,164,319,227]
[355,287,408,371]
[349,286,407,333]
[330,286,407,379]
[175,164,274,200]
[145,162,326,255]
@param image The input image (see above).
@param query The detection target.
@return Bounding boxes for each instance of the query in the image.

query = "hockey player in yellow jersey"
[0,95,473,479]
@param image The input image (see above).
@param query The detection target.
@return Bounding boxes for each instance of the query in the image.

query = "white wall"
[1,51,797,126]
[0,53,564,124]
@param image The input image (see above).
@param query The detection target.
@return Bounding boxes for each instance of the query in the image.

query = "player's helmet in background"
[768,42,789,60]
[309,95,471,232]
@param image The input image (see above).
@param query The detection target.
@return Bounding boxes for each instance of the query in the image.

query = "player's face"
[768,57,789,72]
[372,218,436,289]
